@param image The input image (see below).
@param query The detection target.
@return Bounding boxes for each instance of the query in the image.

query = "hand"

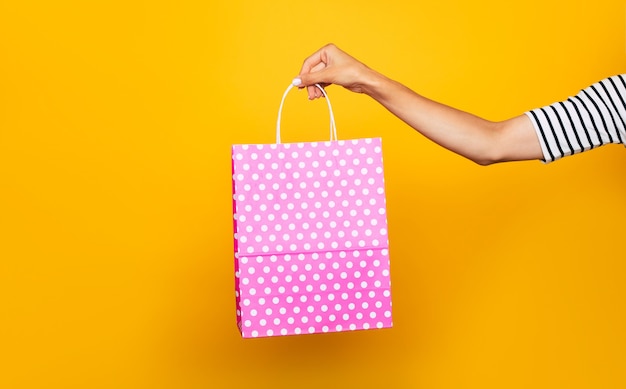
[295,44,376,100]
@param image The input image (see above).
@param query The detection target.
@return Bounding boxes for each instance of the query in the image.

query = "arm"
[295,44,543,165]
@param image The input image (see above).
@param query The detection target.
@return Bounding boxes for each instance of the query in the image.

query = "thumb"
[293,69,334,99]
[295,67,333,88]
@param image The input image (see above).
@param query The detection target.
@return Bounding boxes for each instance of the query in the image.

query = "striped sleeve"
[524,74,626,163]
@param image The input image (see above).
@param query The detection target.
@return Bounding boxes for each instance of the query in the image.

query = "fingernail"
[292,78,302,86]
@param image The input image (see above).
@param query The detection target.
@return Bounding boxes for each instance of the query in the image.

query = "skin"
[295,44,544,166]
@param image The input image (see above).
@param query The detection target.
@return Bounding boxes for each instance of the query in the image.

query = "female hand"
[295,44,378,100]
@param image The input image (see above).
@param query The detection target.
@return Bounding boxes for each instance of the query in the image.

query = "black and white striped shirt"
[525,74,626,163]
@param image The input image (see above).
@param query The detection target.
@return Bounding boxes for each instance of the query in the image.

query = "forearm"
[360,71,541,164]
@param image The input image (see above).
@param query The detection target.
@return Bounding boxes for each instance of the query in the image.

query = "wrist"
[360,69,390,99]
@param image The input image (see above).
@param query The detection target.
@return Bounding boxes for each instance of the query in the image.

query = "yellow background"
[1,1,625,388]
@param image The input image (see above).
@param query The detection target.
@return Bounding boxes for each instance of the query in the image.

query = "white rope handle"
[275,83,338,144]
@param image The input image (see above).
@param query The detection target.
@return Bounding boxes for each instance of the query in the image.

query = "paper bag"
[231,84,392,338]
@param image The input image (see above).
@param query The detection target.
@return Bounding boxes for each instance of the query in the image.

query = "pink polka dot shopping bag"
[231,84,392,338]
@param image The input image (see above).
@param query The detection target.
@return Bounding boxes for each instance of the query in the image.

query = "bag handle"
[275,83,338,144]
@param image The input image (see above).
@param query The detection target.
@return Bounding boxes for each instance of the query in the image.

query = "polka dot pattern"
[232,138,392,338]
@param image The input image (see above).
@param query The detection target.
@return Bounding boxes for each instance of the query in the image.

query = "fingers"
[295,44,372,99]
[297,44,336,99]
[296,43,352,99]
[299,44,332,76]
[305,61,329,99]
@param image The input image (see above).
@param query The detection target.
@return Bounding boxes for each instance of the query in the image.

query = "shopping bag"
[231,83,392,338]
